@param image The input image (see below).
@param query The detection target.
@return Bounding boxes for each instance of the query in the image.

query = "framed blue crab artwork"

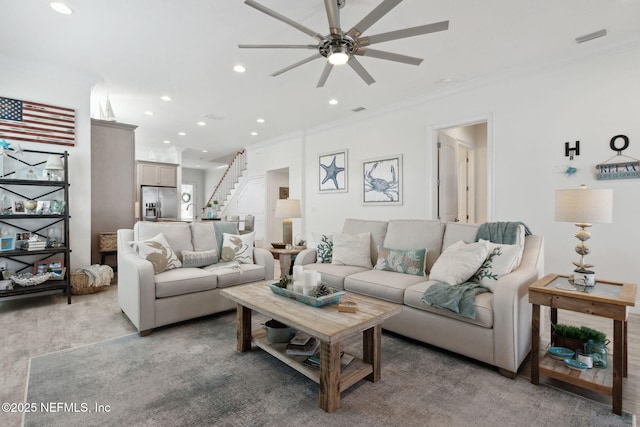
[319,150,348,193]
[362,154,402,205]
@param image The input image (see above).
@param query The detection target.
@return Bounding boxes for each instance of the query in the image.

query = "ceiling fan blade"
[239,44,318,49]
[270,53,323,77]
[346,0,403,39]
[316,62,334,88]
[324,0,341,35]
[347,57,375,85]
[355,48,423,66]
[359,21,449,46]
[244,0,325,42]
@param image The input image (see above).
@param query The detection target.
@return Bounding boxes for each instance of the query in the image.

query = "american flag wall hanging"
[0,96,75,146]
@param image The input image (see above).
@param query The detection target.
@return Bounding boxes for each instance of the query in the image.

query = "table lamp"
[555,184,612,278]
[274,199,301,245]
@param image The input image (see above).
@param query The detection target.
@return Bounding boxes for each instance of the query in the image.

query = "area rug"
[25,313,634,427]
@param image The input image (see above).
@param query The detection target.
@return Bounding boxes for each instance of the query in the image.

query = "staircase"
[205,150,247,213]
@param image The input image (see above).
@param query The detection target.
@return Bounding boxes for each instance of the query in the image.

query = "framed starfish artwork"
[318,150,347,193]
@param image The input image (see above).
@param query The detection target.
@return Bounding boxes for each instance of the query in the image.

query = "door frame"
[428,113,495,222]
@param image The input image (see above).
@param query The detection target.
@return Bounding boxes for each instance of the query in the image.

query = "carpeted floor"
[25,312,634,427]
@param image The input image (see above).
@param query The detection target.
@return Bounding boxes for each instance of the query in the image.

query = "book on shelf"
[288,333,312,347]
[285,338,319,356]
[286,335,315,352]
[20,241,47,251]
[302,352,354,370]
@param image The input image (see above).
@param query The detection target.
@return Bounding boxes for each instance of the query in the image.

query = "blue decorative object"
[320,156,344,189]
[548,347,574,360]
[267,283,345,307]
[319,150,347,193]
[564,358,588,371]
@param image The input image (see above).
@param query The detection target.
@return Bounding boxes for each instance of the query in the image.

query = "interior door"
[437,133,459,222]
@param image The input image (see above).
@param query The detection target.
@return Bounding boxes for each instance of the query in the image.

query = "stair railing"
[204,149,246,212]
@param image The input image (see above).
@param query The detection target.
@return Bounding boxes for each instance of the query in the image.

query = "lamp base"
[282,218,293,246]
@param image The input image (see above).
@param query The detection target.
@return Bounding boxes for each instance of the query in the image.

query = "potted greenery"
[552,324,607,351]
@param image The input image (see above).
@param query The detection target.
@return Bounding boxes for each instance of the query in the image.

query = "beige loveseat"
[117,221,274,335]
[295,219,544,377]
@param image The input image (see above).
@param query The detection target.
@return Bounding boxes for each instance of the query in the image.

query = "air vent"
[204,114,224,120]
[575,29,607,44]
[352,107,366,112]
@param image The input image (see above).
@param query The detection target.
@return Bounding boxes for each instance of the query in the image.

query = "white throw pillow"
[181,248,219,268]
[221,232,255,264]
[129,233,182,274]
[429,240,489,286]
[471,240,521,292]
[331,232,372,268]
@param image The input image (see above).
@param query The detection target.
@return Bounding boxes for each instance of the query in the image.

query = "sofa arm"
[253,247,275,281]
[492,234,544,373]
[294,248,317,265]
[117,229,157,333]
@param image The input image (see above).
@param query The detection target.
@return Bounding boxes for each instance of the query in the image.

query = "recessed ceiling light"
[233,65,246,73]
[440,77,454,84]
[202,149,208,153]
[178,132,186,136]
[50,2,73,15]
[329,99,338,105]
[145,111,154,116]
[256,118,265,123]
[197,121,206,126]
[195,165,201,168]
[163,140,171,144]
[161,95,172,101]
[250,132,258,136]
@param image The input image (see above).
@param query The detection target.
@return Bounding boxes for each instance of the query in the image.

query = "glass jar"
[585,339,609,369]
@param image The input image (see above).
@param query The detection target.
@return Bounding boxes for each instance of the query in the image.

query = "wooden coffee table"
[221,282,402,412]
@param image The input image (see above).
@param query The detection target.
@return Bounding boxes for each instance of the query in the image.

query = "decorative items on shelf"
[44,154,64,181]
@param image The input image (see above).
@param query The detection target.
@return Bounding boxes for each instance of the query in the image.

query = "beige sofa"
[295,219,544,377]
[117,221,274,335]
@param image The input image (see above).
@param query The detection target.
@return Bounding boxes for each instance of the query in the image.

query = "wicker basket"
[71,271,106,295]
[99,232,117,252]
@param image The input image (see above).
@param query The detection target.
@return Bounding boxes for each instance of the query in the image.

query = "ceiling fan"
[239,0,449,87]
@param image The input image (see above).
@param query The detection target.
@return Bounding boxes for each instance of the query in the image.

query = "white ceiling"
[2,0,639,168]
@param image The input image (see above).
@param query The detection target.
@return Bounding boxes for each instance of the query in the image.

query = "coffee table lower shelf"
[539,347,614,396]
[252,328,373,392]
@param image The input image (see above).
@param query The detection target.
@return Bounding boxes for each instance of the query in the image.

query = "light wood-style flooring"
[0,274,638,427]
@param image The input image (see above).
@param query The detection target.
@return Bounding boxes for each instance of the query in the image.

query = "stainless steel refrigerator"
[141,186,178,220]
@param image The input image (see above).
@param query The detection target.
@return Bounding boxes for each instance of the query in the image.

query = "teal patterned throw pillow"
[374,246,427,276]
[314,233,333,263]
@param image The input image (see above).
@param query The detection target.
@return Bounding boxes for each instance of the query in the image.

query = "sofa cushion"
[471,240,521,292]
[404,281,494,328]
[312,233,333,263]
[383,220,444,274]
[134,221,194,260]
[302,263,369,290]
[429,240,489,286]
[331,232,372,268]
[208,263,265,288]
[442,222,481,249]
[344,270,426,304]
[155,267,217,298]
[221,232,254,264]
[129,233,182,274]
[181,248,219,268]
[374,246,427,276]
[190,221,218,251]
[342,218,388,266]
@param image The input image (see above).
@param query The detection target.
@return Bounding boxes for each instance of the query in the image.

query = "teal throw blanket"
[422,282,490,319]
[475,221,531,245]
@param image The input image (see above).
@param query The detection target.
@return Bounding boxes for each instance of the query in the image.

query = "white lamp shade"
[555,187,612,224]
[45,155,64,170]
[274,199,301,219]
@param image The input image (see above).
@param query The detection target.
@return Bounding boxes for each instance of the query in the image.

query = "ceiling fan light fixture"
[328,45,349,65]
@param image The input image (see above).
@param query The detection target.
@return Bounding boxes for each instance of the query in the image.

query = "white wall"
[246,43,640,307]
[1,58,95,269]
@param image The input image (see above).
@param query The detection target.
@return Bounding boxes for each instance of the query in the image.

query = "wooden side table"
[529,273,636,415]
[268,247,304,277]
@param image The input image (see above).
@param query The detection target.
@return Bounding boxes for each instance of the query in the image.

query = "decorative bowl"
[548,347,574,360]
[267,283,346,307]
[24,200,38,211]
[564,358,588,371]
[11,272,51,287]
[271,242,287,249]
